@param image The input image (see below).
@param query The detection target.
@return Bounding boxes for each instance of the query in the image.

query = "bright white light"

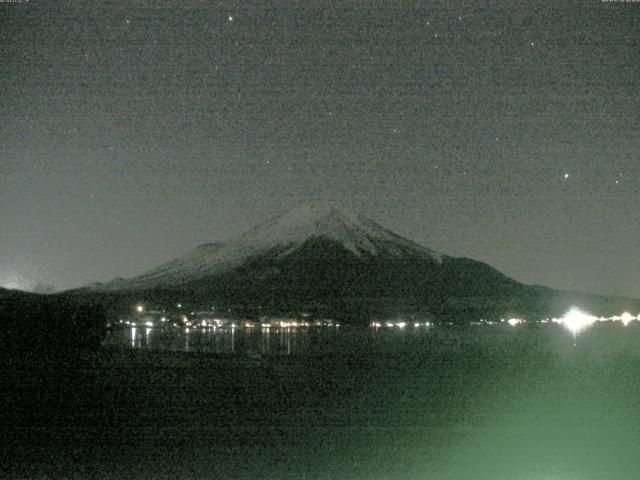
[397,322,406,329]
[507,318,523,327]
[144,321,153,327]
[561,307,596,335]
[620,312,634,327]
[136,305,144,313]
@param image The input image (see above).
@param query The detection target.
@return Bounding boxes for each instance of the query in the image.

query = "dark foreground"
[3,324,640,480]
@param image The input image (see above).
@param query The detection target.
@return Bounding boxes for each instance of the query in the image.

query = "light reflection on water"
[108,324,348,356]
[130,326,137,348]
[105,321,640,358]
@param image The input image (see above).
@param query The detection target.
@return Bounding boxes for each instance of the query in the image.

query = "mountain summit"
[229,200,442,260]
[97,201,442,290]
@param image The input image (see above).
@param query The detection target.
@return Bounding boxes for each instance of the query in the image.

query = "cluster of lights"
[123,306,339,331]
[470,319,503,326]
[125,304,639,337]
[540,308,640,347]
[370,321,431,329]
[263,320,337,328]
[477,310,639,330]
[183,317,228,329]
[542,309,639,330]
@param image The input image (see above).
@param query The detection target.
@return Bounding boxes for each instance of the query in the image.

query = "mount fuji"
[83,201,640,322]
[96,201,443,291]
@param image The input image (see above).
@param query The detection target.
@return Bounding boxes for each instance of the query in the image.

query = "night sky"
[1,1,638,297]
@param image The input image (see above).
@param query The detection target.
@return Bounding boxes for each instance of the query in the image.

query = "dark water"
[105,323,348,356]
[106,320,640,360]
[4,322,640,479]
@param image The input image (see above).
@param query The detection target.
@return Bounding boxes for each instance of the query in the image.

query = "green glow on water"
[7,322,640,479]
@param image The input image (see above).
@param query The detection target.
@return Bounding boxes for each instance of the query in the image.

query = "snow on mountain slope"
[96,201,443,290]
[221,201,441,259]
[126,242,225,286]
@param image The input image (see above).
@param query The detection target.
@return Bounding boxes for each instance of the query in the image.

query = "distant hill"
[0,287,35,298]
[73,201,640,322]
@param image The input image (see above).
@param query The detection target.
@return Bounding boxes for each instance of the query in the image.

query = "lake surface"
[5,321,640,479]
[106,322,348,356]
[105,320,640,360]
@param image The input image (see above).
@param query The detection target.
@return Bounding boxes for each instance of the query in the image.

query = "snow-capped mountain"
[81,200,640,321]
[96,201,443,290]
